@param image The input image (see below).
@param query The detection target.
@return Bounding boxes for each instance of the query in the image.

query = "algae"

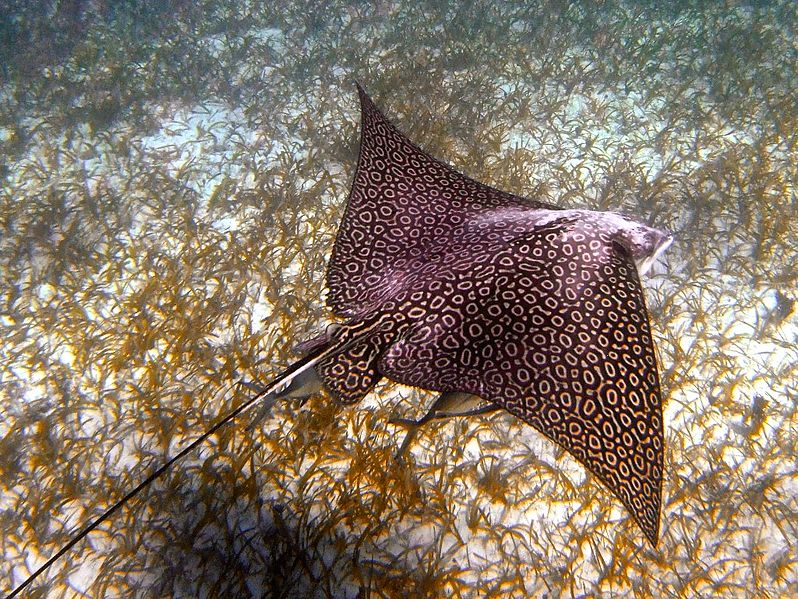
[1,1,797,597]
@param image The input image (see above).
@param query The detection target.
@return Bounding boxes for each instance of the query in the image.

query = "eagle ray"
[294,84,671,544]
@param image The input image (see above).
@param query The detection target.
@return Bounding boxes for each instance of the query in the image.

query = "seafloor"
[1,1,796,597]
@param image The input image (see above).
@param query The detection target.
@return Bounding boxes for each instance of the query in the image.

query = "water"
[1,1,796,596]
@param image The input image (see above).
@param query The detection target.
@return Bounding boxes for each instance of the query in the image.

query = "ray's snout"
[636,227,673,276]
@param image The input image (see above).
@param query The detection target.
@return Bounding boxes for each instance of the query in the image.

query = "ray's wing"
[326,84,555,318]
[378,217,664,545]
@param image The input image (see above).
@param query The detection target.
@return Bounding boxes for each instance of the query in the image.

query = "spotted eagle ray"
[9,84,672,598]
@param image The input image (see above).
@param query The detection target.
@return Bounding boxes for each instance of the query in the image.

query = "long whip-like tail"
[6,340,339,599]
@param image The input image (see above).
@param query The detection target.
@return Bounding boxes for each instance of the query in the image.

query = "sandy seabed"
[1,1,797,597]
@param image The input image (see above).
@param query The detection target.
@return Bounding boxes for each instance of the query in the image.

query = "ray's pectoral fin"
[389,392,500,459]
[378,230,665,546]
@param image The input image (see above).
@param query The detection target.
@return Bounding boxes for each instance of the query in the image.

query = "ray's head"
[603,212,673,276]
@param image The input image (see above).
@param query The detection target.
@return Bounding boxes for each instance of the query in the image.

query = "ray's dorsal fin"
[326,83,557,318]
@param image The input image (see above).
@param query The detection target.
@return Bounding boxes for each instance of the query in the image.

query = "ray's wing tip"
[645,523,660,549]
[354,81,372,106]
[637,507,661,549]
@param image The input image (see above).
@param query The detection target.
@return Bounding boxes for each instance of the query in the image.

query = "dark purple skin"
[315,84,667,545]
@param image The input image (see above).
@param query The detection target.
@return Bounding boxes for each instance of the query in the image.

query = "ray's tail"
[6,337,344,599]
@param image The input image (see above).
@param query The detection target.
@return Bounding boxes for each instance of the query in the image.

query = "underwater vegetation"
[1,0,797,597]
